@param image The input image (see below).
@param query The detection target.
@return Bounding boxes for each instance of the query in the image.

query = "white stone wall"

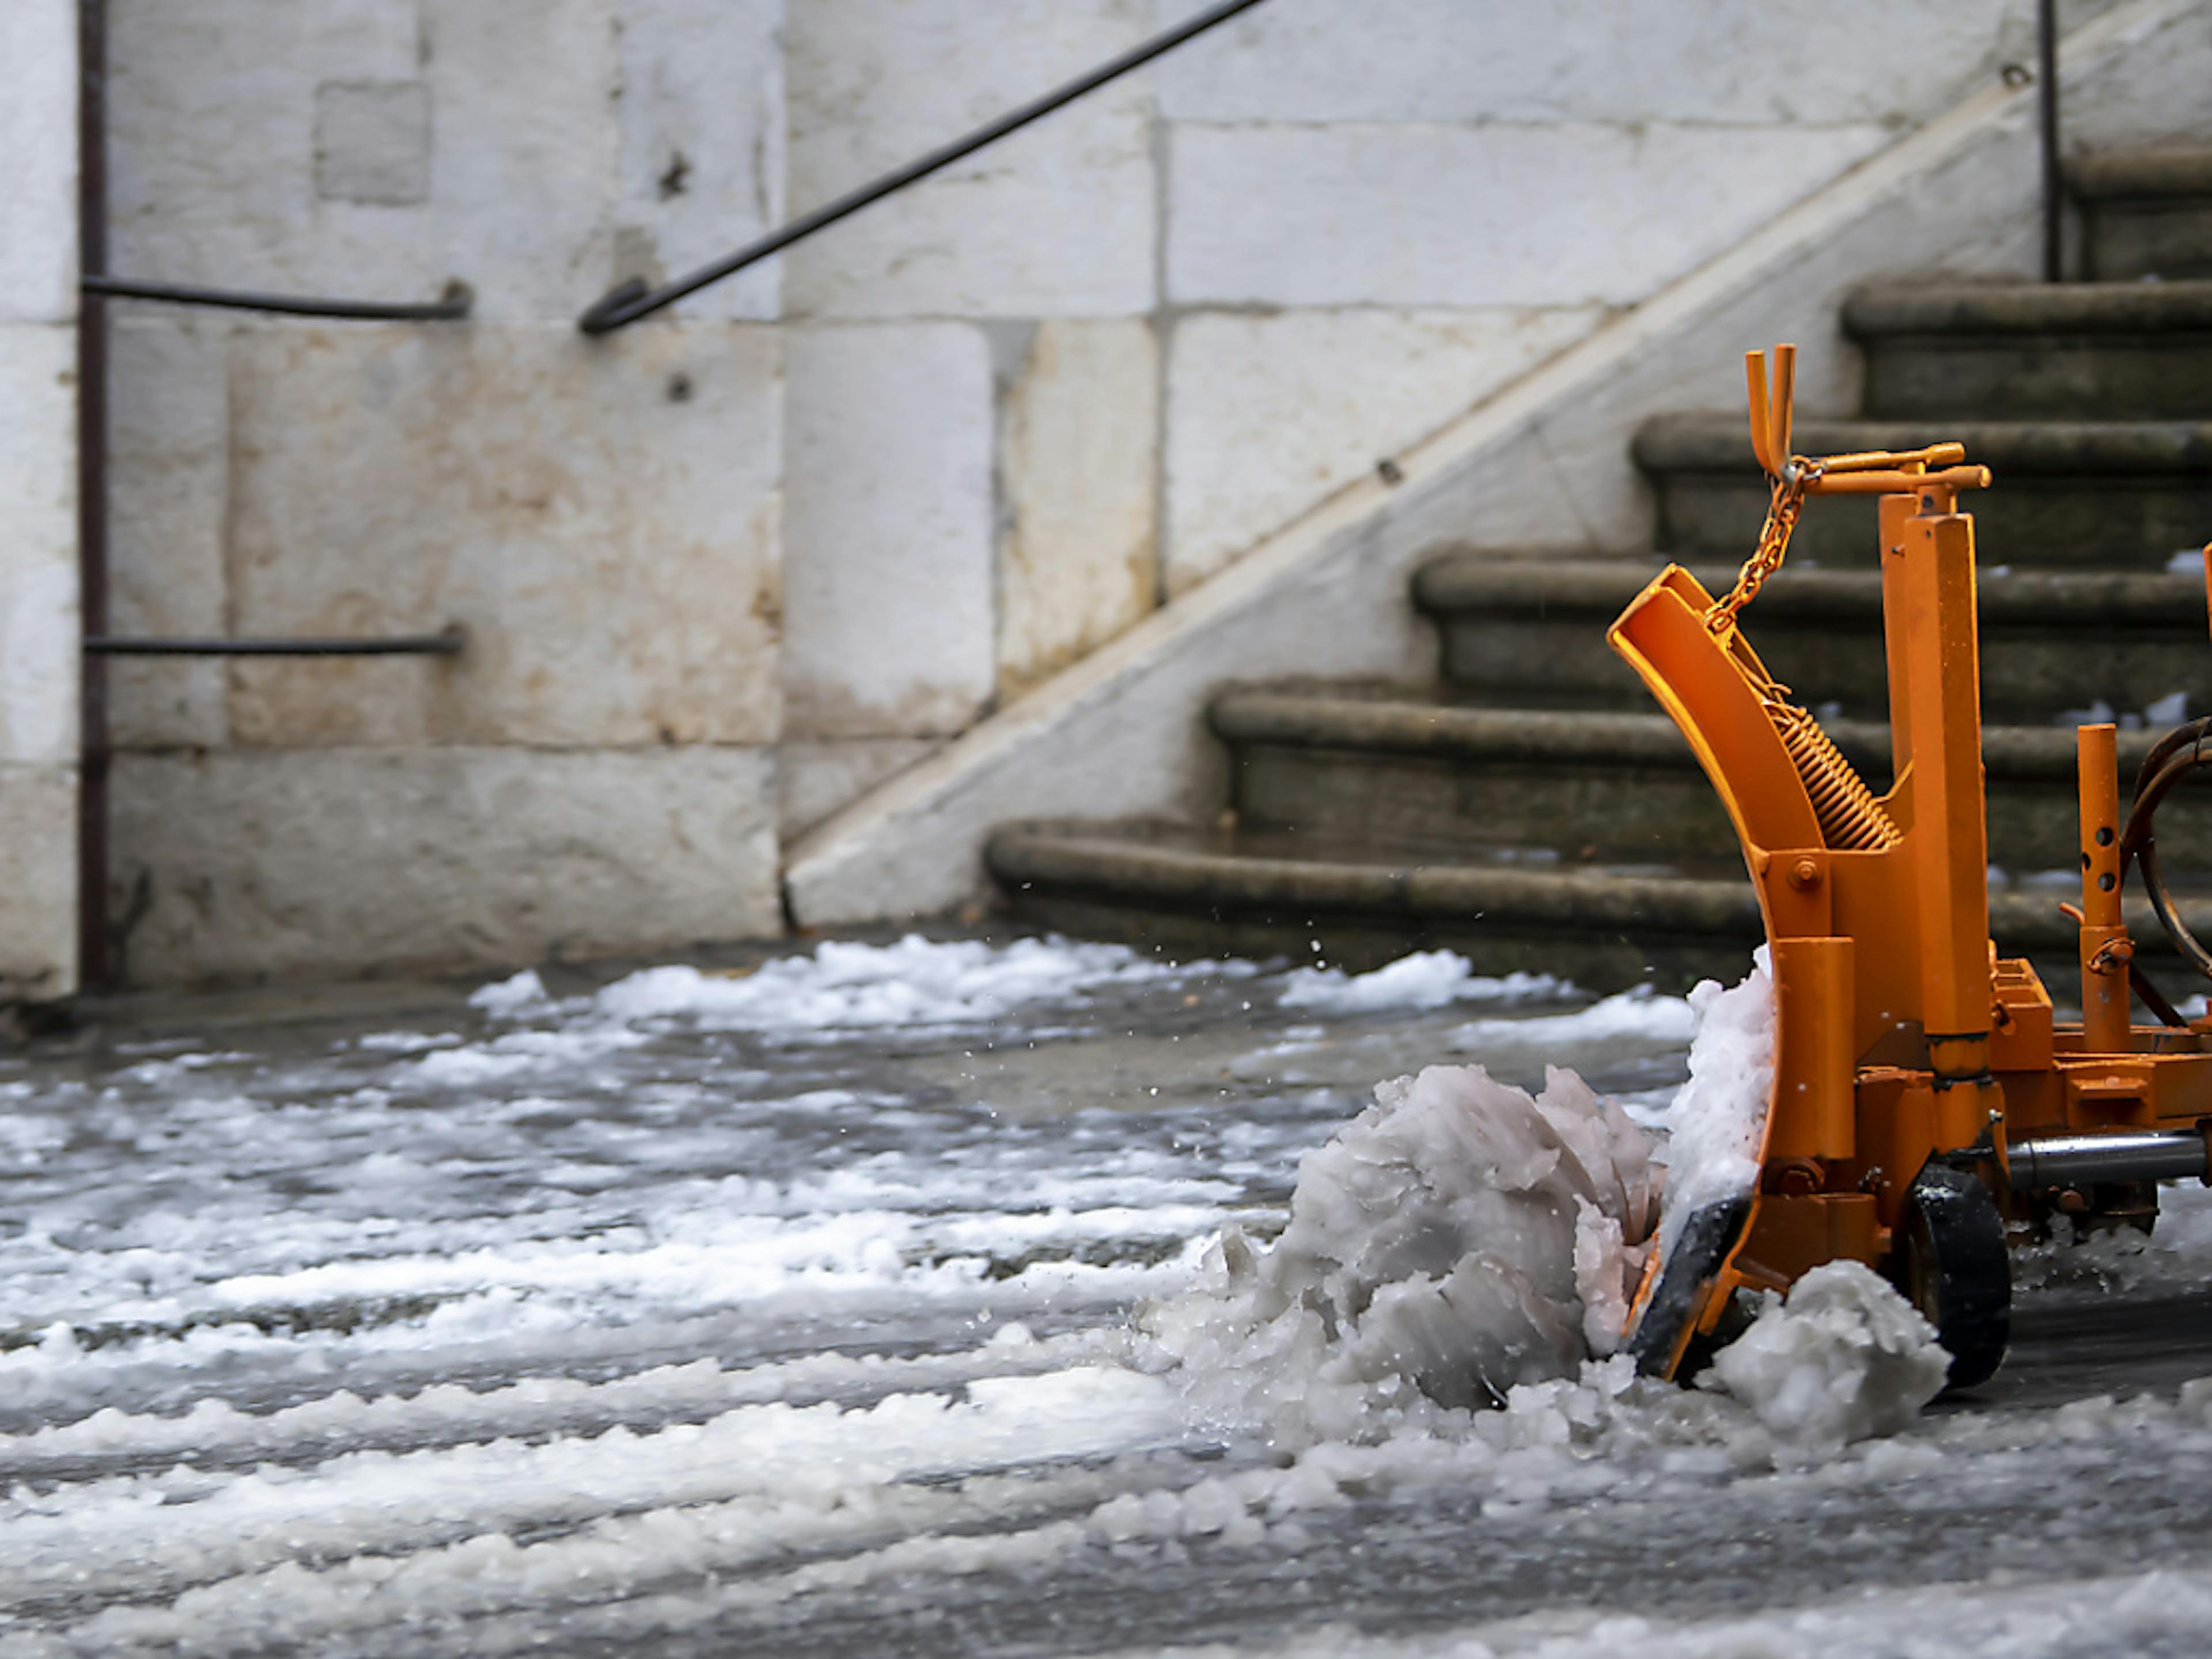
[75,0,2136,986]
[0,0,79,1002]
[101,0,786,986]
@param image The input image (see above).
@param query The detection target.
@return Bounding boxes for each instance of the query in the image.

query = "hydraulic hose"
[2118,714,2212,1007]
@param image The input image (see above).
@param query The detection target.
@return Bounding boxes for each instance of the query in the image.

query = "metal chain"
[1706,461,1820,634]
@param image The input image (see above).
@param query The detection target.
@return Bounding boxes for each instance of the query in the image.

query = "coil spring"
[1768,701,1899,851]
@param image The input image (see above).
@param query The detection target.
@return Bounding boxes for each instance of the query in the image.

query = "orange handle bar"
[1816,443,1968,475]
[1806,465,1991,496]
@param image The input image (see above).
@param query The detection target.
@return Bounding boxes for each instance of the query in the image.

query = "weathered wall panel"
[783,323,995,740]
[99,0,790,987]
[110,747,780,986]
[0,0,79,1001]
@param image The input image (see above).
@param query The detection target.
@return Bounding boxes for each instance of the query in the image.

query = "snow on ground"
[590,934,1255,1034]
[1105,1558,2212,1658]
[1,935,2210,1654]
[1276,952,1565,1015]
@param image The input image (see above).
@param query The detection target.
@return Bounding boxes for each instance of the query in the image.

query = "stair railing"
[575,0,1273,334]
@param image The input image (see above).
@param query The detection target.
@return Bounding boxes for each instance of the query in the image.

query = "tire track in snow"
[0,1327,1127,1483]
[0,1366,1190,1623]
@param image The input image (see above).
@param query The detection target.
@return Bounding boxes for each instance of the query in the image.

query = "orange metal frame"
[1608,346,2212,1359]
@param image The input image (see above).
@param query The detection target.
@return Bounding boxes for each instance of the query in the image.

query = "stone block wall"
[101,0,785,985]
[0,0,79,1002]
[59,0,2127,988]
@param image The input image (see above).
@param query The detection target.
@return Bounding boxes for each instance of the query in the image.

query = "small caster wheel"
[1891,1160,2010,1391]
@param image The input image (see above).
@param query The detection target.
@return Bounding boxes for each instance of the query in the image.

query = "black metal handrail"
[86,626,465,657]
[84,275,472,320]
[577,0,1272,334]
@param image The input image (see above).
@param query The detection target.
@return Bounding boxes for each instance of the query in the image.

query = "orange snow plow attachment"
[1610,346,2212,1388]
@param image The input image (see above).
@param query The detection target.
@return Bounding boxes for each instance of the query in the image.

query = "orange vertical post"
[1767,935,1857,1160]
[1893,492,1994,1083]
[1878,493,1921,788]
[2078,722,2131,1055]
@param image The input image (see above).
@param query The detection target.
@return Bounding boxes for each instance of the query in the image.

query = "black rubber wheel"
[1891,1161,2011,1391]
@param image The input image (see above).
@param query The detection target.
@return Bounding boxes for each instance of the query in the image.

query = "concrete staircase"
[987,151,2212,988]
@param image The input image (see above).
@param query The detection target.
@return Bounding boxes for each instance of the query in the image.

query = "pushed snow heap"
[1654,948,1777,1264]
[1147,953,1955,1455]
[1709,1260,1950,1445]
[1145,1063,1661,1449]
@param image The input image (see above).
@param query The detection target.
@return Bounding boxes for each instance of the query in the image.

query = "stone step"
[986,822,2212,991]
[1843,282,2212,420]
[2074,149,2212,281]
[1633,415,2212,566]
[1412,556,2208,724]
[1209,689,2211,876]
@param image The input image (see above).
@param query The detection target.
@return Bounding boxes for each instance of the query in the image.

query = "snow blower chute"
[1611,344,2212,1388]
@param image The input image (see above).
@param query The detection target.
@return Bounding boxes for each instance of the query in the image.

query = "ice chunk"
[467,968,548,1017]
[1572,1198,1632,1357]
[1707,1261,1949,1446]
[1654,950,1776,1264]
[1144,1062,1658,1448]
[1278,950,1567,1015]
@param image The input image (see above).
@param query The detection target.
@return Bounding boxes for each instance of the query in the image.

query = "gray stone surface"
[1149,0,2118,124]
[417,0,618,319]
[313,80,431,206]
[612,0,786,323]
[109,746,780,987]
[107,0,429,301]
[0,0,77,1005]
[0,0,77,325]
[1213,689,2210,876]
[1164,307,1602,593]
[779,737,941,841]
[0,323,79,770]
[783,323,994,738]
[783,0,1153,319]
[2086,198,2212,279]
[1640,416,2212,567]
[1167,122,1891,309]
[997,319,1158,699]
[0,766,77,1003]
[106,317,231,752]
[2078,151,2212,279]
[1847,281,2212,419]
[219,321,783,750]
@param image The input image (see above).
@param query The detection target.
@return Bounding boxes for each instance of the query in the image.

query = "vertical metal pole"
[2038,0,2063,283]
[77,0,109,988]
[1897,490,1994,1084]
[2077,723,2132,1055]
